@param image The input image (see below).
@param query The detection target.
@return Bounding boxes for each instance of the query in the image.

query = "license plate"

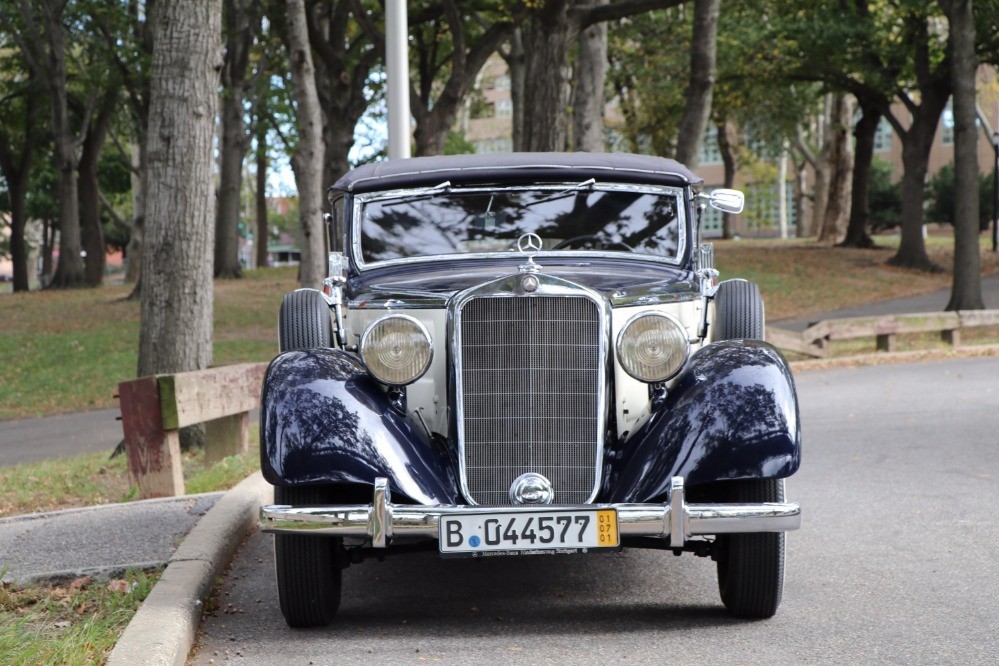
[439,509,619,556]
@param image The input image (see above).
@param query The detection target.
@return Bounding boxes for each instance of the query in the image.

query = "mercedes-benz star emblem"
[517,232,543,258]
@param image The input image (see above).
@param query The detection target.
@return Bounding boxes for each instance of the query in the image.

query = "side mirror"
[706,188,745,214]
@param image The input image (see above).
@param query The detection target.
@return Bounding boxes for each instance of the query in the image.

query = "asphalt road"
[193,356,999,665]
[0,408,123,466]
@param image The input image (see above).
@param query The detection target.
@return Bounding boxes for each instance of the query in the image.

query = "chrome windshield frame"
[350,182,690,273]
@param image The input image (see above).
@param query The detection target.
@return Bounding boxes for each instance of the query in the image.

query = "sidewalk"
[0,493,222,584]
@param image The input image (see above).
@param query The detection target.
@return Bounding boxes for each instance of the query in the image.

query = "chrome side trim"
[261,476,802,545]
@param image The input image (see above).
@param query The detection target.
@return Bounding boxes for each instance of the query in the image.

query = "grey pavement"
[0,492,222,583]
[771,272,999,332]
[192,356,999,665]
[0,407,123,466]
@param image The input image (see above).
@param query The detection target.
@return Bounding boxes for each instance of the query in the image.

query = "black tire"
[714,279,764,341]
[279,290,332,352]
[714,478,786,619]
[274,485,343,628]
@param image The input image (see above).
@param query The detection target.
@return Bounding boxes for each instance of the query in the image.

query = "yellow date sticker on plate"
[596,509,619,547]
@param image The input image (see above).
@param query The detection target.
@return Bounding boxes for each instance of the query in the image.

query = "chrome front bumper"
[260,477,801,549]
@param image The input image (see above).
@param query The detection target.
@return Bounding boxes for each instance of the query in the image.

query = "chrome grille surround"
[451,274,611,506]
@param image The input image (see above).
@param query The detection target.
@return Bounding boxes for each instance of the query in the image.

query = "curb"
[107,472,272,666]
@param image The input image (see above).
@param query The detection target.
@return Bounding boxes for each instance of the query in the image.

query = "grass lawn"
[713,233,999,321]
[0,266,298,421]
[0,568,160,665]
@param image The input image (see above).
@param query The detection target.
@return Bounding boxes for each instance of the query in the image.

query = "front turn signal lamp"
[616,312,689,382]
[360,315,433,386]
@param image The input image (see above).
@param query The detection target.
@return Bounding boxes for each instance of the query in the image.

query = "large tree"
[0,57,41,293]
[215,0,260,280]
[941,0,983,310]
[521,0,686,152]
[672,0,719,168]
[571,0,609,152]
[286,0,326,288]
[11,0,89,288]
[137,0,222,377]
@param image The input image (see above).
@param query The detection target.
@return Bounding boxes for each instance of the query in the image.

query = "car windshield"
[356,184,683,265]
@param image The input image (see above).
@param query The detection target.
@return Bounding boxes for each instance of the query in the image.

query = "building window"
[941,98,954,145]
[495,75,511,91]
[496,98,513,119]
[700,125,722,165]
[699,188,724,236]
[873,117,893,152]
[474,138,513,153]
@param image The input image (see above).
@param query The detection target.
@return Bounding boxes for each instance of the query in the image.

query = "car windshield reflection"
[358,184,681,264]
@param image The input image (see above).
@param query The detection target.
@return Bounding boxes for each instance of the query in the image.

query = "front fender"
[259,349,461,505]
[603,340,801,503]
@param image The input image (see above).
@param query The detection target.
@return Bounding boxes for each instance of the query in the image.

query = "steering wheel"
[552,235,633,252]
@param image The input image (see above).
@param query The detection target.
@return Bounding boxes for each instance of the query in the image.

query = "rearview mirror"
[707,189,745,214]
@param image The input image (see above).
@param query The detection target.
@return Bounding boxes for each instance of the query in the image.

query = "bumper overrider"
[260,476,801,549]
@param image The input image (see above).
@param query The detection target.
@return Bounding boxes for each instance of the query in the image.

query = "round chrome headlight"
[360,315,433,386]
[616,312,689,382]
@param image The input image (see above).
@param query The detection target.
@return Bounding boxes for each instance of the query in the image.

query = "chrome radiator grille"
[458,296,601,505]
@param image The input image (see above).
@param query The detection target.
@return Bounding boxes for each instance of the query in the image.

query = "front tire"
[279,289,332,352]
[274,485,343,628]
[714,279,764,341]
[714,478,786,619]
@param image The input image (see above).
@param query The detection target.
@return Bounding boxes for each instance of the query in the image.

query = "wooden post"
[941,329,961,347]
[876,333,896,352]
[204,412,250,465]
[118,376,185,499]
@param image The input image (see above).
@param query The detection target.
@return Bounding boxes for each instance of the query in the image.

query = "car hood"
[347,258,698,308]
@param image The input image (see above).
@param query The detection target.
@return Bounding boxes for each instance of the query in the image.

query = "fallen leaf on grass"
[106,579,130,593]
[69,577,90,592]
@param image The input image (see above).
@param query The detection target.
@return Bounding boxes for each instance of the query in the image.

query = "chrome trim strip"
[260,476,802,545]
[449,273,612,506]
[351,183,689,272]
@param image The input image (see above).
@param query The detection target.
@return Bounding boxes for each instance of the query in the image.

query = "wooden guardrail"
[117,363,267,499]
[766,309,999,358]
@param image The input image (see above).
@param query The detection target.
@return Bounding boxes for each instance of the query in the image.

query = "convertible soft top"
[331,152,702,193]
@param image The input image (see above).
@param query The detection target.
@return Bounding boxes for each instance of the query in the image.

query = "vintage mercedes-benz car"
[259,152,801,627]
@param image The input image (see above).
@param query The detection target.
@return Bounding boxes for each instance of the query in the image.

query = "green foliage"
[444,130,477,155]
[925,162,995,231]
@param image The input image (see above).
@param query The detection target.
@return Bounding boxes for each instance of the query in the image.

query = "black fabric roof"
[330,152,702,193]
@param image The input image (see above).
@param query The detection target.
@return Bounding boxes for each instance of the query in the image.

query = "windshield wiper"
[522,178,596,208]
[381,181,452,207]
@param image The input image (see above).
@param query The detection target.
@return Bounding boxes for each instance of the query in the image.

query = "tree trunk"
[571,0,608,152]
[889,91,950,270]
[0,80,36,293]
[502,28,527,152]
[839,100,879,249]
[215,0,255,279]
[942,0,983,310]
[673,0,720,168]
[715,119,739,239]
[125,142,145,284]
[818,93,853,243]
[41,219,55,282]
[287,0,326,289]
[78,92,117,287]
[793,155,807,238]
[255,133,268,269]
[45,8,85,289]
[137,0,222,378]
[215,82,246,279]
[522,1,575,152]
